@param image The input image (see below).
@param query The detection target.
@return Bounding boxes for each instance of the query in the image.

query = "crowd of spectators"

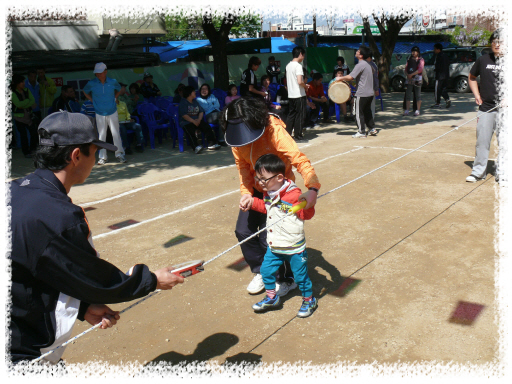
[9,48,378,160]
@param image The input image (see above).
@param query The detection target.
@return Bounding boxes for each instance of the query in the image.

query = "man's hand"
[275,105,281,110]
[84,304,120,329]
[375,90,379,97]
[298,189,318,209]
[239,194,253,211]
[307,101,316,109]
[320,96,328,102]
[474,94,483,105]
[154,267,185,290]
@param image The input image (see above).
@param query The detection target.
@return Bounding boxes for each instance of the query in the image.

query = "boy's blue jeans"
[260,247,313,297]
[120,122,144,149]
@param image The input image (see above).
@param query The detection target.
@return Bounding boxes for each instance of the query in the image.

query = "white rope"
[31,105,499,364]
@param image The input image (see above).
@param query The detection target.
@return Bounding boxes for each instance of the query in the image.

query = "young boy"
[248,154,317,318]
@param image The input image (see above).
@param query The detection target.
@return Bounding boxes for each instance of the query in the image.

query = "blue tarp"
[150,37,298,63]
[313,41,454,54]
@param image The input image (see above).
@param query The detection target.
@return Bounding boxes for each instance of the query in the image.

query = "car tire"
[392,76,405,92]
[455,76,470,93]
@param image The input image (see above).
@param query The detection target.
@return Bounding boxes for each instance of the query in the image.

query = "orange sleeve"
[232,148,253,196]
[269,121,321,190]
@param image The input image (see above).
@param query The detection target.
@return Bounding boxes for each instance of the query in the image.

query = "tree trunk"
[362,14,411,93]
[202,13,237,90]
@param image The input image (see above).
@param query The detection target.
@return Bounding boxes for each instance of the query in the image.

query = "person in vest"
[431,43,451,109]
[11,74,38,158]
[403,46,425,116]
[36,67,57,119]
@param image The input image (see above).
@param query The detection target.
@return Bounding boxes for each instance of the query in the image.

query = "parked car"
[390,47,491,93]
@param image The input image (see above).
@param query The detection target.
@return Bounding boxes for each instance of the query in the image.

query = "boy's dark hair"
[182,85,196,99]
[434,43,443,51]
[60,85,72,94]
[312,73,323,81]
[248,56,262,69]
[254,153,286,176]
[490,29,501,44]
[337,56,345,64]
[292,46,305,58]
[359,46,372,60]
[174,83,184,94]
[260,75,270,84]
[333,68,343,78]
[28,69,37,76]
[33,130,91,171]
[227,83,237,92]
[11,74,25,91]
[220,96,269,133]
[129,82,140,93]
[269,56,275,61]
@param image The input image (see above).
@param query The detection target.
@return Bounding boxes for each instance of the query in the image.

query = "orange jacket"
[231,115,321,195]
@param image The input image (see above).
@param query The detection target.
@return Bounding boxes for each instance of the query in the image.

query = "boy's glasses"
[254,174,278,183]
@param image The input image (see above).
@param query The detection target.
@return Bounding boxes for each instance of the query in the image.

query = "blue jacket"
[196,94,220,115]
[83,77,121,116]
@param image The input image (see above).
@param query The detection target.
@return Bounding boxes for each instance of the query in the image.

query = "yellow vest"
[116,101,131,122]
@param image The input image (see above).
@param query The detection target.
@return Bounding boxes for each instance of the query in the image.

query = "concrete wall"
[11,21,99,51]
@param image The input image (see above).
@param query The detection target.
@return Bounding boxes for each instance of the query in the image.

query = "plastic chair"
[137,103,172,149]
[167,104,191,153]
[155,98,171,111]
[211,88,227,110]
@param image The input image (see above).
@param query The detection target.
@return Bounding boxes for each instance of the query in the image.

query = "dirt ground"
[8,92,504,376]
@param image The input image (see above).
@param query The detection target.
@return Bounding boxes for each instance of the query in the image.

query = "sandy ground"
[8,92,502,374]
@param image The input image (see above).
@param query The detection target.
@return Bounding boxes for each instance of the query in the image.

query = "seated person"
[116,98,144,154]
[178,86,221,154]
[51,85,80,113]
[196,84,221,124]
[329,68,354,122]
[333,56,350,78]
[140,72,162,98]
[307,72,330,124]
[225,84,240,105]
[259,75,282,117]
[128,83,145,115]
[173,83,185,103]
[275,77,289,119]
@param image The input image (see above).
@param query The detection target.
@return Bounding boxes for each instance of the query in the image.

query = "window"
[457,50,476,63]
[422,52,435,66]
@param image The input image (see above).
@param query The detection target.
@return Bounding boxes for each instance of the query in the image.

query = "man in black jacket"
[9,111,184,365]
[431,43,451,109]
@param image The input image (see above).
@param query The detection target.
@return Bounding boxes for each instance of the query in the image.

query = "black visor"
[224,118,265,147]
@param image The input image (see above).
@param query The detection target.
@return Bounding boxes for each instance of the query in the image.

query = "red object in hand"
[171,260,204,278]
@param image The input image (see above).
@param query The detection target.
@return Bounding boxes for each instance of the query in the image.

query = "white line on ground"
[90,147,366,238]
[92,189,239,240]
[82,164,237,207]
[356,145,496,160]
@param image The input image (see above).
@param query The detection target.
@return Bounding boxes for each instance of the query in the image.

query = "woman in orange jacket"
[220,97,321,297]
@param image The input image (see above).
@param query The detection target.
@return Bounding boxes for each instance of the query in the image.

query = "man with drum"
[335,46,375,138]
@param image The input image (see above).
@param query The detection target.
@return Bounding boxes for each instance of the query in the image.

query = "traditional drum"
[328,80,351,104]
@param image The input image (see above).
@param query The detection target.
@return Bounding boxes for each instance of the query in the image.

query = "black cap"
[38,111,117,151]
[411,46,420,53]
[224,117,265,147]
[119,82,127,87]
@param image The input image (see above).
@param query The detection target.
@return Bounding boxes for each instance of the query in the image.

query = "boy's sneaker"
[252,295,281,312]
[352,132,366,138]
[369,129,378,136]
[194,145,203,154]
[403,110,409,116]
[430,104,441,108]
[466,174,485,183]
[414,110,420,116]
[275,281,297,297]
[297,297,318,318]
[247,273,265,294]
[97,158,107,165]
[116,154,127,163]
[446,100,452,108]
[208,143,221,150]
